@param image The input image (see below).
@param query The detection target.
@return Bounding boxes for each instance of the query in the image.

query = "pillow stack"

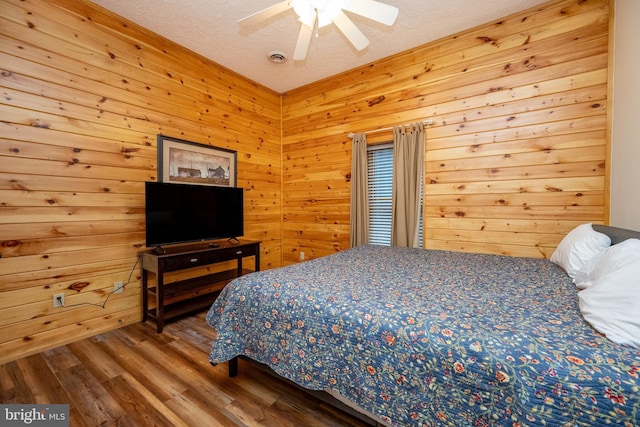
[550,223,611,278]
[551,223,640,349]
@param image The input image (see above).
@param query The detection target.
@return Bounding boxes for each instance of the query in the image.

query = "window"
[367,144,393,245]
[367,143,423,246]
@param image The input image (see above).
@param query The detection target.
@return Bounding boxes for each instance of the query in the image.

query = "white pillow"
[550,223,611,279]
[574,238,640,289]
[578,255,640,348]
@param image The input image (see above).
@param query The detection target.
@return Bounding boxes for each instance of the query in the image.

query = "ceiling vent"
[268,51,288,64]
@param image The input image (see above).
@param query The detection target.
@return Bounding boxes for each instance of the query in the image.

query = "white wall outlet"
[114,281,124,294]
[53,293,64,308]
[300,251,305,260]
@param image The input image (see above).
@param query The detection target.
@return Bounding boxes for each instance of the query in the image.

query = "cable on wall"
[62,255,141,309]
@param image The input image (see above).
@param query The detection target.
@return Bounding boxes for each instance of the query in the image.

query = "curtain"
[391,123,424,248]
[349,133,369,247]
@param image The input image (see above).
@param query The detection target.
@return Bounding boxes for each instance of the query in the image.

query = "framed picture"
[157,134,237,187]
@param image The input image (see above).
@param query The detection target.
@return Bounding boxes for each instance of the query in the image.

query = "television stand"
[140,239,260,332]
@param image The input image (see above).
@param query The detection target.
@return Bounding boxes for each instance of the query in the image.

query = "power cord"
[60,255,141,309]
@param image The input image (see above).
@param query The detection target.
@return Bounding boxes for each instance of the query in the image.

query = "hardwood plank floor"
[0,312,371,427]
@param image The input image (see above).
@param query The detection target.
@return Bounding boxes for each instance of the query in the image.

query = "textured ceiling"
[90,0,549,93]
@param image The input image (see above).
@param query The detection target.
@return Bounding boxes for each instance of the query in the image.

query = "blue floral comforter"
[206,244,640,426]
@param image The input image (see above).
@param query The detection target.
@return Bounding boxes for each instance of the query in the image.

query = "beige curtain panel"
[349,133,369,247]
[391,123,424,248]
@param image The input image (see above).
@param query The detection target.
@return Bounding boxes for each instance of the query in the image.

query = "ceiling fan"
[238,0,399,61]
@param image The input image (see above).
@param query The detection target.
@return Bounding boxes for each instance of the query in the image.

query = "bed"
[206,225,640,426]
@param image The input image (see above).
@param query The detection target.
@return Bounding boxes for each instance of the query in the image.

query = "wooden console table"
[140,240,260,332]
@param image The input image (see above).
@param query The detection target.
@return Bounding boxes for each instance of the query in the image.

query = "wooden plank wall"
[0,0,282,364]
[281,0,610,263]
[0,0,611,363]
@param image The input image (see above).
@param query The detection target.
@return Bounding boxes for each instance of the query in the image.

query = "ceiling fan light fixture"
[239,0,399,61]
[291,0,346,28]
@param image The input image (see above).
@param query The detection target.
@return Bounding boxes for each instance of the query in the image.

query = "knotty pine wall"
[0,0,282,364]
[0,0,611,363]
[282,0,610,263]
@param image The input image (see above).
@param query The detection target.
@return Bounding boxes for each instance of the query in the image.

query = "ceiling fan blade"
[238,1,293,27]
[343,0,399,26]
[332,11,369,51]
[293,23,314,61]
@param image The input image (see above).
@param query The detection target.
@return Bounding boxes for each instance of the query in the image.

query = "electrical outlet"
[53,293,64,308]
[300,251,305,260]
[113,281,124,294]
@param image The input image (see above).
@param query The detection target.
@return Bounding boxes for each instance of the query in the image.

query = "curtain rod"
[348,119,433,138]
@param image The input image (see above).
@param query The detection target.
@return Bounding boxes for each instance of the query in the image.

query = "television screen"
[145,181,244,248]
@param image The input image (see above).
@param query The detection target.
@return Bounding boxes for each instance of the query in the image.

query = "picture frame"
[157,134,237,187]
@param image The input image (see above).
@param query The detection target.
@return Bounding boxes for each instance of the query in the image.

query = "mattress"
[207,244,640,426]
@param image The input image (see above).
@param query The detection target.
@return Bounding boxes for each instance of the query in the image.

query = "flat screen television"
[145,181,244,249]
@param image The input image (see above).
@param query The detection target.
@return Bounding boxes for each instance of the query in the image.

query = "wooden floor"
[0,312,371,427]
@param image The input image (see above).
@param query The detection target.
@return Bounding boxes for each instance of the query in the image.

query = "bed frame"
[592,224,640,244]
[228,356,383,426]
[221,224,640,426]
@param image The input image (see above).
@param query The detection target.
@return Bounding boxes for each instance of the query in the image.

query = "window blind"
[367,144,393,245]
[367,143,423,247]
